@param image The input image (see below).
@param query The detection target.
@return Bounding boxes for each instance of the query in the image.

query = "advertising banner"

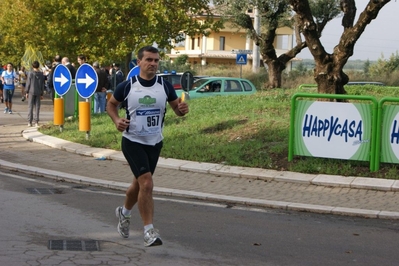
[294,100,372,161]
[380,105,399,163]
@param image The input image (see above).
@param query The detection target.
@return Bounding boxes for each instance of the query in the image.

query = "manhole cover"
[26,188,64,194]
[48,240,100,251]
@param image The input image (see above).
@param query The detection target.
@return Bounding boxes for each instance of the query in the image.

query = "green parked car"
[175,77,257,99]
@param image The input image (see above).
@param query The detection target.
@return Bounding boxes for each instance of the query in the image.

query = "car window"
[225,80,242,92]
[242,81,253,92]
[211,80,222,92]
[198,81,222,93]
[192,79,208,90]
[170,76,181,85]
[159,74,182,89]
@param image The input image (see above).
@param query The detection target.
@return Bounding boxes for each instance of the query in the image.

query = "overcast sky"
[298,0,398,61]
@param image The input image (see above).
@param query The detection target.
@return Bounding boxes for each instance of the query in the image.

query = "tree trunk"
[264,59,286,89]
[258,28,306,89]
[313,56,348,95]
[290,0,391,96]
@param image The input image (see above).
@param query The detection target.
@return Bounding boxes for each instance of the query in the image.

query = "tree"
[290,0,392,94]
[368,52,399,79]
[0,0,218,68]
[213,0,341,89]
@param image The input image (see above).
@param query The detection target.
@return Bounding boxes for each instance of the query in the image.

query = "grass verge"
[39,86,399,179]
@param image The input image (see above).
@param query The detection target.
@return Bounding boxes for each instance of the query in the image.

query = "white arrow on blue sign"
[53,64,72,96]
[75,63,98,99]
[126,66,140,81]
[236,54,247,65]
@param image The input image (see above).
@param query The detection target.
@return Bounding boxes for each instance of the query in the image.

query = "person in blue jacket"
[0,63,4,103]
[1,63,18,114]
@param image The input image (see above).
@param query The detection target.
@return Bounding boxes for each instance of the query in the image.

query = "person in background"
[47,55,62,103]
[0,62,4,103]
[62,57,76,79]
[1,63,18,114]
[113,63,124,88]
[19,66,27,101]
[77,54,87,66]
[92,61,109,113]
[25,60,44,127]
[107,46,189,247]
[43,61,52,95]
[110,63,126,108]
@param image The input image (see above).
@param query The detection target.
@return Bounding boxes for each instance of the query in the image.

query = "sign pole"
[75,63,98,139]
[232,50,250,77]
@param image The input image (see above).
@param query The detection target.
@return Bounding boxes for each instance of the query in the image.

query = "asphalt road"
[1,169,399,266]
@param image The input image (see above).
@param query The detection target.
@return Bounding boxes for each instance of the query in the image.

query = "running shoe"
[144,228,163,247]
[8,109,12,114]
[28,123,32,127]
[4,107,8,114]
[115,206,130,238]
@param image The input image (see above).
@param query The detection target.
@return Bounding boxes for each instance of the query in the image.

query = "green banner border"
[289,93,378,171]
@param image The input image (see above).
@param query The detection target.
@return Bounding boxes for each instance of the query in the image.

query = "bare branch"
[340,0,356,28]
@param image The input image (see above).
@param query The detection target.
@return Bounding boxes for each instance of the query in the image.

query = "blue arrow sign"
[236,54,247,65]
[126,66,140,81]
[53,64,72,96]
[129,59,137,70]
[75,63,98,99]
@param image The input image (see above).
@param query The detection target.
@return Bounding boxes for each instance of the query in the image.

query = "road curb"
[2,158,399,220]
[22,128,399,192]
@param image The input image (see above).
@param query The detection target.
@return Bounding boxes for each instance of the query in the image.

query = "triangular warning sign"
[238,56,245,62]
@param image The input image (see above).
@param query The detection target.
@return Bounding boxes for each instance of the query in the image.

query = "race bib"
[5,78,13,85]
[135,108,162,136]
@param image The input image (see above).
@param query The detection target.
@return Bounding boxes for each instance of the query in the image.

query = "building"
[166,10,294,71]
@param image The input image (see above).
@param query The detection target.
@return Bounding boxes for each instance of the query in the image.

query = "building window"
[198,37,200,48]
[276,35,289,49]
[191,38,195,50]
[219,36,225,50]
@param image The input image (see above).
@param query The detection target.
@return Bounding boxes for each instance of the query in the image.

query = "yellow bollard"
[53,98,65,126]
[79,101,91,132]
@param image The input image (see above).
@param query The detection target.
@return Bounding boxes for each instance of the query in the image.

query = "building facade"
[166,13,294,70]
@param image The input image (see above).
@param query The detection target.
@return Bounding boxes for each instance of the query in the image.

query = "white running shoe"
[144,228,163,247]
[115,206,130,238]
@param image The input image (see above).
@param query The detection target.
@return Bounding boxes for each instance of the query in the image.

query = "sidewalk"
[1,94,399,219]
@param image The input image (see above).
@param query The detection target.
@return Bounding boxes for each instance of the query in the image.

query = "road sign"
[180,71,194,91]
[53,64,72,96]
[75,63,98,99]
[129,59,137,70]
[126,66,140,81]
[236,54,248,65]
[232,49,252,54]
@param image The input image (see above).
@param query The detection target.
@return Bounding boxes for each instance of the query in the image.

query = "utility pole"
[252,6,260,73]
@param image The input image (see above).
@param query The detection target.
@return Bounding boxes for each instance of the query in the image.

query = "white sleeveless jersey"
[122,77,168,145]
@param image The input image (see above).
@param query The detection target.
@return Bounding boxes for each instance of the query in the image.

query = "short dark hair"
[54,55,62,62]
[78,54,86,61]
[32,61,40,68]
[137,46,159,60]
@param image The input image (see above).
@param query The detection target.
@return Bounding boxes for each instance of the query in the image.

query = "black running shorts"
[121,137,163,178]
